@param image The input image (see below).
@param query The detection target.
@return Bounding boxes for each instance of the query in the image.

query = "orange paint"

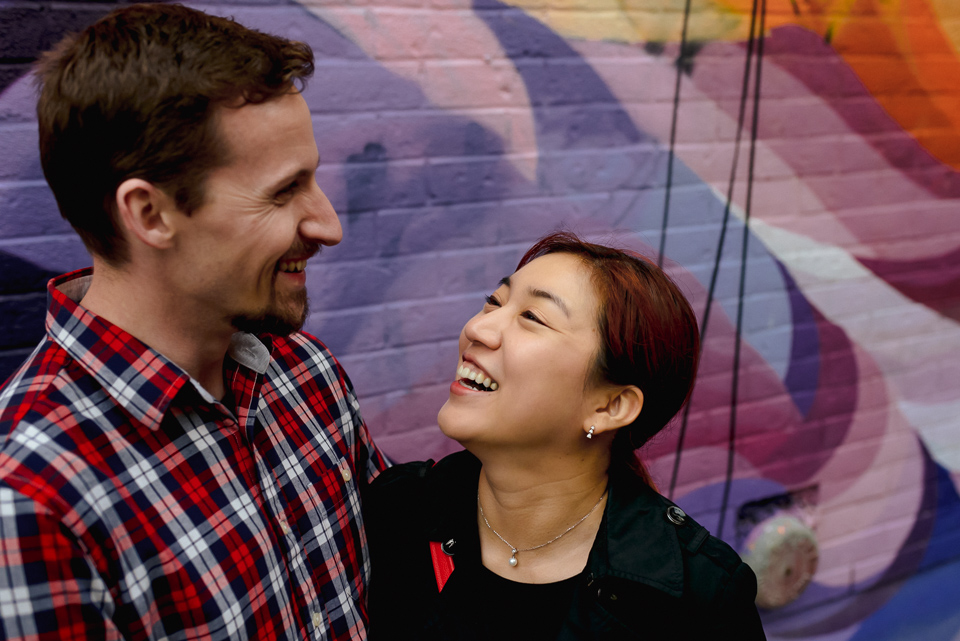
[717,0,960,168]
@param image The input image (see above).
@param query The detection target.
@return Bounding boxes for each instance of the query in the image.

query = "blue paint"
[849,461,960,640]
[777,261,820,417]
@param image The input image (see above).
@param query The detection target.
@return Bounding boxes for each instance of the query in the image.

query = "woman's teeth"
[278,260,307,273]
[457,365,498,391]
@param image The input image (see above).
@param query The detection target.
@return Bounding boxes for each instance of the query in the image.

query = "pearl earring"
[586,425,596,439]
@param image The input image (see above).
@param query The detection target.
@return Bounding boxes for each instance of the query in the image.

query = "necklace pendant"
[508,549,518,567]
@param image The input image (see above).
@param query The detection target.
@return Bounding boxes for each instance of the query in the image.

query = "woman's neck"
[476,456,609,584]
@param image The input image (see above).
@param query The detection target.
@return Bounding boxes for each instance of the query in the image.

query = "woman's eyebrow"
[500,275,569,316]
[528,287,570,317]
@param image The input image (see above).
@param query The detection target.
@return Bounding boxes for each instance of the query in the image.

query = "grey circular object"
[742,514,819,609]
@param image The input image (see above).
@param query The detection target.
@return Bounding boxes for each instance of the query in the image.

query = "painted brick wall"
[1,1,959,639]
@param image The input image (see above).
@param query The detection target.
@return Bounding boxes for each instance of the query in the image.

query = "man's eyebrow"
[268,159,321,193]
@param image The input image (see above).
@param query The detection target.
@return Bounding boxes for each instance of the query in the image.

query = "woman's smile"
[455,360,499,392]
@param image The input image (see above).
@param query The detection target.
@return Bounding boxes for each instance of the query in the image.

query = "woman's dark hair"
[517,232,701,482]
[35,3,314,265]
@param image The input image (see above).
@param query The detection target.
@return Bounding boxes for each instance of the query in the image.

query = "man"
[0,4,387,640]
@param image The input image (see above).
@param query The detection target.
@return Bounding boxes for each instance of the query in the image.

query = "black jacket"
[365,450,766,640]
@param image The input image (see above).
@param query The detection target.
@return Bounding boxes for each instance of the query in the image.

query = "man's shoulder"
[0,339,79,435]
[260,331,357,409]
[0,340,104,497]
[267,331,338,372]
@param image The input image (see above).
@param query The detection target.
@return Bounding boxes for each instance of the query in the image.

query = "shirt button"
[279,520,291,535]
[312,611,322,627]
[340,464,352,483]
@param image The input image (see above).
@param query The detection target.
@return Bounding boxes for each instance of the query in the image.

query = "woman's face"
[438,252,605,452]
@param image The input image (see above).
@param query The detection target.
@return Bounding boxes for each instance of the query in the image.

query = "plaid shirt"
[0,269,387,641]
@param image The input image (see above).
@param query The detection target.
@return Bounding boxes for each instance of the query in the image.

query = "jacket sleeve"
[713,560,767,640]
[0,486,121,641]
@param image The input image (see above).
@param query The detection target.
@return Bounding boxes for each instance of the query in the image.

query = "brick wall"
[0,2,116,376]
[2,1,959,638]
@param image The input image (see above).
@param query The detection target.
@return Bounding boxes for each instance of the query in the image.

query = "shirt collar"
[46,268,272,430]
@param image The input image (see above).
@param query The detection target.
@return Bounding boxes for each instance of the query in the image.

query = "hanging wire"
[716,0,766,541]
[658,0,694,268]
[668,0,765,500]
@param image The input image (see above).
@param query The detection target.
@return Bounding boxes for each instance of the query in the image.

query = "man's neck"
[79,262,233,399]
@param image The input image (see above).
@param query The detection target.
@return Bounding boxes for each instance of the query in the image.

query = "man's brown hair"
[35,3,315,264]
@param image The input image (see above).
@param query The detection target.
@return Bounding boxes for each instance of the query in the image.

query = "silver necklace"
[477,489,607,567]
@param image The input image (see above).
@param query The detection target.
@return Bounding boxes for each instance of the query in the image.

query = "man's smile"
[277,259,307,273]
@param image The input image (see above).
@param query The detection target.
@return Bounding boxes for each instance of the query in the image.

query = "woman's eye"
[522,311,544,325]
[483,295,501,308]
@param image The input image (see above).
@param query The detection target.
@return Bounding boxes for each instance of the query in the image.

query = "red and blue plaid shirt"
[0,269,388,641]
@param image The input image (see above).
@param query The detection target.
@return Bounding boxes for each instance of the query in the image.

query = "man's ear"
[115,178,177,250]
[587,386,644,438]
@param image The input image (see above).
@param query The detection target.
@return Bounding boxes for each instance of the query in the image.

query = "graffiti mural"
[0,0,957,638]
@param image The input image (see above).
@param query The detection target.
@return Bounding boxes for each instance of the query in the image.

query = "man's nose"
[299,181,343,246]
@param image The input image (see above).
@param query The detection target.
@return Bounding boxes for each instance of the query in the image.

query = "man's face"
[168,91,342,336]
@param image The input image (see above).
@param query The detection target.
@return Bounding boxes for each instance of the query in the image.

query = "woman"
[365,232,766,640]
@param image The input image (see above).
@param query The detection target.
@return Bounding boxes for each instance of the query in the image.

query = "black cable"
[658,0,694,268]
[717,0,766,541]
[668,0,763,500]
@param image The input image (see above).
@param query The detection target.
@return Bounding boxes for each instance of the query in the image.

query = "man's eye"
[275,182,299,201]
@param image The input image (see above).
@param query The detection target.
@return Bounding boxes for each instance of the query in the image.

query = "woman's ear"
[115,178,176,250]
[588,386,644,437]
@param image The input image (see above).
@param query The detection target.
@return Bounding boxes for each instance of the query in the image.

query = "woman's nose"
[462,308,502,350]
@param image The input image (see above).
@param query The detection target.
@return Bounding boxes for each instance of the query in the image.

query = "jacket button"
[666,506,687,525]
[596,587,618,601]
[441,538,456,555]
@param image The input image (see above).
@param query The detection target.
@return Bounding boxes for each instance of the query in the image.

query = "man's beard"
[232,288,309,337]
